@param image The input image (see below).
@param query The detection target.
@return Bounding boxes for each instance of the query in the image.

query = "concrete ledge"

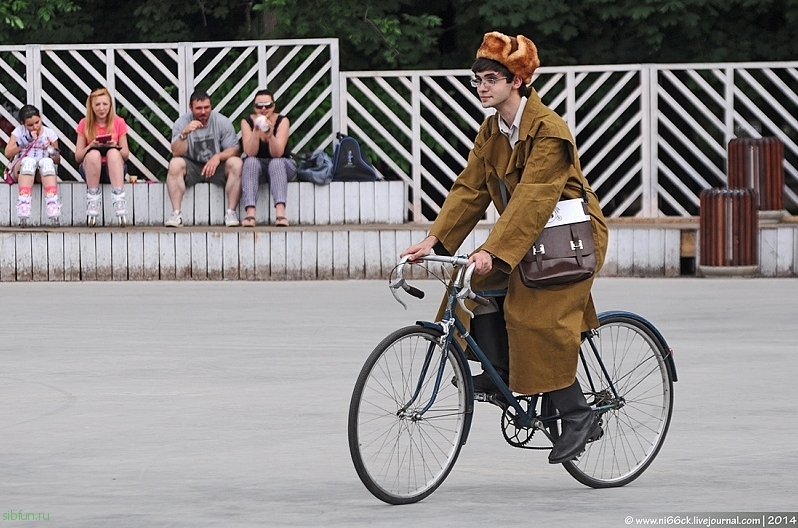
[0,222,795,281]
[0,225,434,282]
[697,265,758,277]
[0,181,407,227]
[605,216,700,228]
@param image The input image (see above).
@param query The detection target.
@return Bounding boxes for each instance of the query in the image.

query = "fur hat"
[475,31,540,85]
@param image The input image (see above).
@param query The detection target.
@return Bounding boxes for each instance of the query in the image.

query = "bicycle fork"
[396,331,452,420]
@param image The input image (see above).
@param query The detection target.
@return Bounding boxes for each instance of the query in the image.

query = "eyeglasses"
[254,101,275,109]
[470,76,511,88]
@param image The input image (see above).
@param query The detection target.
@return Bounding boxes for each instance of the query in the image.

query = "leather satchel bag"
[499,179,596,288]
[518,197,596,288]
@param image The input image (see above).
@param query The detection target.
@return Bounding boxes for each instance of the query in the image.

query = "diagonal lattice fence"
[1,41,795,221]
[1,40,339,183]
[344,62,797,221]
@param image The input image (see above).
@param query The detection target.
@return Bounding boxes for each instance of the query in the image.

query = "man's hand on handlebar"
[468,250,493,275]
[400,235,438,261]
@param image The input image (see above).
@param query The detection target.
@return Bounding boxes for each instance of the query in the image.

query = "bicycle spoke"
[565,315,673,488]
[349,326,471,504]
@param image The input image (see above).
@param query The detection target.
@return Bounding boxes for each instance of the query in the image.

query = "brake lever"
[390,255,426,309]
[454,262,493,316]
[390,283,408,310]
[388,255,411,309]
[455,263,477,318]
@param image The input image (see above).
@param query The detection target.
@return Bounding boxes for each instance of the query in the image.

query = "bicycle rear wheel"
[348,325,472,504]
[563,312,674,487]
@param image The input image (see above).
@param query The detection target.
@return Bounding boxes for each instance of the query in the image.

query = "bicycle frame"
[399,256,623,431]
[351,255,677,502]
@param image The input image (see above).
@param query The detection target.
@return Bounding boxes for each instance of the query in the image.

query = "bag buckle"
[532,243,545,255]
[570,240,583,251]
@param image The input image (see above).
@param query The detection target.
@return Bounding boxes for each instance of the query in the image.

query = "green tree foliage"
[252,0,444,68]
[0,0,78,43]
[2,0,796,67]
[451,0,798,66]
[131,0,253,43]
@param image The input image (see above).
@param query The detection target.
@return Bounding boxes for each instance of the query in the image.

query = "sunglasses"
[254,101,275,109]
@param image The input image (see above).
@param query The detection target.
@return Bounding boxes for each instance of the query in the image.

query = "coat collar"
[518,89,543,140]
[475,89,543,179]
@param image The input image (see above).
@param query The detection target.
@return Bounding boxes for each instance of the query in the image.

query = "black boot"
[469,311,509,399]
[547,380,600,464]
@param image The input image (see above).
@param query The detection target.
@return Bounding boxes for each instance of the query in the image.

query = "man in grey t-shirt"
[165,89,242,227]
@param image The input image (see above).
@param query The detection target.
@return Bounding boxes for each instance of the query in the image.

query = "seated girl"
[3,105,62,226]
[74,87,130,226]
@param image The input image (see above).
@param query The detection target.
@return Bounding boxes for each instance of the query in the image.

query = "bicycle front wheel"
[563,312,674,488]
[348,325,472,504]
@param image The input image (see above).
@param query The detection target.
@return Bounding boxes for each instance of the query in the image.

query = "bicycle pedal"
[474,391,509,409]
[587,424,604,444]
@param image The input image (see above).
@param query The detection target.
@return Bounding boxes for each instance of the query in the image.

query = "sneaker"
[224,209,240,227]
[165,210,183,227]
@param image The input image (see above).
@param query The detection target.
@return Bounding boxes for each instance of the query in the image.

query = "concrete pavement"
[1,277,796,527]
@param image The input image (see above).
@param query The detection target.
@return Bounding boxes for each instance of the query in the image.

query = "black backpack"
[332,134,378,181]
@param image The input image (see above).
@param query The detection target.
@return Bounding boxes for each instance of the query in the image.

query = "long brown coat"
[428,89,609,395]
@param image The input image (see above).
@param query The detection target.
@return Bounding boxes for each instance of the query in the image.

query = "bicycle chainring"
[501,395,541,448]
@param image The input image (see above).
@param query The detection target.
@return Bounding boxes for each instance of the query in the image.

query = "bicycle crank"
[501,395,549,449]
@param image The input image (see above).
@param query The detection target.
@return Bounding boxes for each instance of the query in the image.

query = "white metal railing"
[1,39,339,182]
[1,40,796,221]
[342,62,798,220]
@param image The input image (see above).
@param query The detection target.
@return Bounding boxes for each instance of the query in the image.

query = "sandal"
[275,216,290,227]
[242,216,256,227]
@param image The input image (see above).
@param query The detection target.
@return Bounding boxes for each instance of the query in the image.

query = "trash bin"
[698,188,758,276]
[727,137,785,220]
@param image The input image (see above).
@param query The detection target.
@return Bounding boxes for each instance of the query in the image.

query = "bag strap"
[499,177,587,209]
[5,139,40,183]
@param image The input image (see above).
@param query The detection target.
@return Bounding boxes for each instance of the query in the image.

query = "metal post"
[724,66,735,178]
[178,43,192,112]
[411,74,422,222]
[106,48,115,95]
[566,70,576,132]
[641,65,657,217]
[329,38,341,145]
[26,45,42,109]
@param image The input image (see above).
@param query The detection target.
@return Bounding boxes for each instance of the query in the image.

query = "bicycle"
[348,254,677,505]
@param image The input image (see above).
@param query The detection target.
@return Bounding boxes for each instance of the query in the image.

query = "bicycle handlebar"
[404,283,425,300]
[389,255,491,312]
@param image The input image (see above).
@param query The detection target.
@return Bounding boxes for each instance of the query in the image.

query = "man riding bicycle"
[401,31,609,464]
